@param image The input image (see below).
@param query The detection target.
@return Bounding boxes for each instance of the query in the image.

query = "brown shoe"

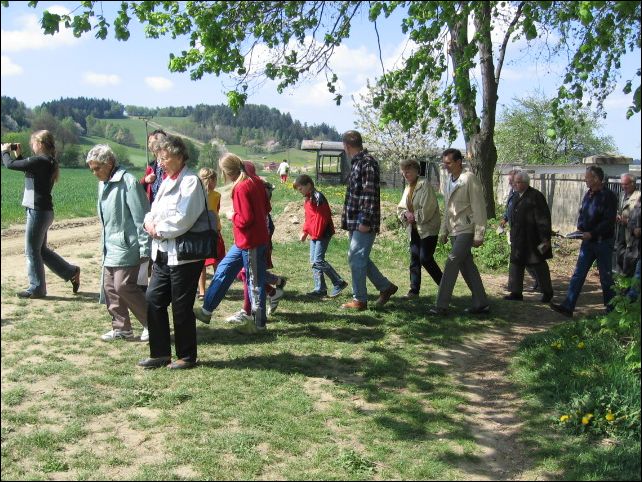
[341,299,367,311]
[376,283,398,307]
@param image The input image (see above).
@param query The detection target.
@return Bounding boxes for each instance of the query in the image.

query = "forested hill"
[126,103,341,147]
[1,96,341,148]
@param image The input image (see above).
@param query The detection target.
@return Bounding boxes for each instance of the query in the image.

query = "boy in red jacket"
[294,175,349,297]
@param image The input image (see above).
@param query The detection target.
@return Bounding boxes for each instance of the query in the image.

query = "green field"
[1,167,144,229]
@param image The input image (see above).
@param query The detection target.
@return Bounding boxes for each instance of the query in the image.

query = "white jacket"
[143,165,206,266]
[440,170,487,242]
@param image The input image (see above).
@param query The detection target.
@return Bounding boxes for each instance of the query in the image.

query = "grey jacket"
[98,167,151,267]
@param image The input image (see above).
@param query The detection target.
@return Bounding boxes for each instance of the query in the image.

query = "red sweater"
[303,190,335,240]
[232,175,271,249]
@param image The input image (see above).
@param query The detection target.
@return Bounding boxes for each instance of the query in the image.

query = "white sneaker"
[225,310,252,324]
[101,329,134,341]
[271,287,284,302]
[140,328,149,342]
[268,296,279,315]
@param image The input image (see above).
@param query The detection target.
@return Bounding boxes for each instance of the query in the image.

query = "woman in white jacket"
[397,159,442,298]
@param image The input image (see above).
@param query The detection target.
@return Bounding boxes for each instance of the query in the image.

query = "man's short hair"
[586,165,605,182]
[342,130,363,149]
[442,148,463,162]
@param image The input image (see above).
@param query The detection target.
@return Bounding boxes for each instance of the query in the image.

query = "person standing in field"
[293,174,349,298]
[2,131,81,299]
[340,130,398,311]
[396,159,442,298]
[140,129,168,204]
[429,148,489,316]
[197,168,226,300]
[277,159,290,183]
[86,144,151,341]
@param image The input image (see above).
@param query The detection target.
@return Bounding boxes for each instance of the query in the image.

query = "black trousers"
[409,229,443,294]
[146,253,204,363]
[508,260,553,296]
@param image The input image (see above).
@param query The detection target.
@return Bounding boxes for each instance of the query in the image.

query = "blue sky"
[2,1,640,159]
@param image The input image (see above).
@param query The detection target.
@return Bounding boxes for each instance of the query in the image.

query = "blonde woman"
[194,153,270,334]
[397,159,442,298]
[2,131,80,299]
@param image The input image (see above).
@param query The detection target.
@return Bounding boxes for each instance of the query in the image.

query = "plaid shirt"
[341,150,381,233]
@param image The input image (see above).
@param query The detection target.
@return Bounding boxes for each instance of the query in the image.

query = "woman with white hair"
[86,144,151,341]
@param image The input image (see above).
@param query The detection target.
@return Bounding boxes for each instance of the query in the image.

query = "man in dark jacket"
[504,171,553,302]
[551,165,618,317]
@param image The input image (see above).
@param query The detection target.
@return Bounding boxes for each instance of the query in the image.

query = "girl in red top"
[194,153,270,333]
[294,174,348,298]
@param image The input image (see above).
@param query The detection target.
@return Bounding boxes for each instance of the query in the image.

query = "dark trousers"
[409,229,442,294]
[508,261,553,296]
[146,253,204,363]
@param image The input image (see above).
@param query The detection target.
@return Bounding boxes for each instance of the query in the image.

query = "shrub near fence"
[1,167,144,228]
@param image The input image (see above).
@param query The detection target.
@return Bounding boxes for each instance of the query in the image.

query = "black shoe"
[307,290,327,297]
[70,267,81,294]
[503,293,524,301]
[17,290,45,299]
[465,305,491,315]
[540,292,554,303]
[137,357,171,369]
[550,303,573,318]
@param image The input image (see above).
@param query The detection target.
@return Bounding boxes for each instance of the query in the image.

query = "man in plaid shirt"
[340,130,398,311]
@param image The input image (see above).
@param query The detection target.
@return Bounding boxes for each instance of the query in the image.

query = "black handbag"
[176,181,217,261]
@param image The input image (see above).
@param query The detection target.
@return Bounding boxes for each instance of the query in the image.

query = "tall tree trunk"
[449,1,498,218]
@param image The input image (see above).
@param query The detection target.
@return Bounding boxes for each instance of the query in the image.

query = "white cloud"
[1,7,79,52]
[283,78,347,108]
[604,91,636,110]
[145,76,173,92]
[1,55,23,76]
[83,71,121,86]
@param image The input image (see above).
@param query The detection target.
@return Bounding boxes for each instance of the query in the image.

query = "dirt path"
[430,266,605,480]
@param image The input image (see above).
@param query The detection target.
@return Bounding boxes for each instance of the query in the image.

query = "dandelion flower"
[581,413,593,425]
[577,341,585,349]
[605,412,615,422]
[560,415,570,422]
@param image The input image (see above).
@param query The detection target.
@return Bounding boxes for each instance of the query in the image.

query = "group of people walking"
[3,128,640,370]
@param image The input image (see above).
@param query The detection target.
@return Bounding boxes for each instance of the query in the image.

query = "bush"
[473,218,510,271]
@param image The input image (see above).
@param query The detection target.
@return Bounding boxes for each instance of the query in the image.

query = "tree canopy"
[495,94,617,165]
[5,0,639,215]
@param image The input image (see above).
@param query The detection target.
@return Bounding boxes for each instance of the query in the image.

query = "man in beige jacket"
[429,148,489,316]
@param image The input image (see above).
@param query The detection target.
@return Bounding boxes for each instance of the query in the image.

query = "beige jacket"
[440,170,487,242]
[397,179,441,238]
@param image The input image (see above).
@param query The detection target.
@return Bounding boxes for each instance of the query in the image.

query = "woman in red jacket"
[294,174,348,298]
[194,153,270,333]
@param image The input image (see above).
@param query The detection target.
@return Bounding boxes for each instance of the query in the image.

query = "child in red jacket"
[294,174,348,297]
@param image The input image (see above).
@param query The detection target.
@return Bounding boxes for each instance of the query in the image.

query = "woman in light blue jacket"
[86,145,151,342]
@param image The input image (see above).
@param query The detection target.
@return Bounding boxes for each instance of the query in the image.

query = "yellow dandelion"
[581,413,594,425]
[577,341,585,349]
[605,412,615,422]
[560,415,570,422]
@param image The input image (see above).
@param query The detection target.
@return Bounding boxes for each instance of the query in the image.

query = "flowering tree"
[353,81,442,172]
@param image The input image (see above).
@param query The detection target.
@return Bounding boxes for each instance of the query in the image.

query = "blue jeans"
[203,244,267,327]
[310,236,343,293]
[25,208,77,296]
[562,238,615,312]
[347,230,391,303]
